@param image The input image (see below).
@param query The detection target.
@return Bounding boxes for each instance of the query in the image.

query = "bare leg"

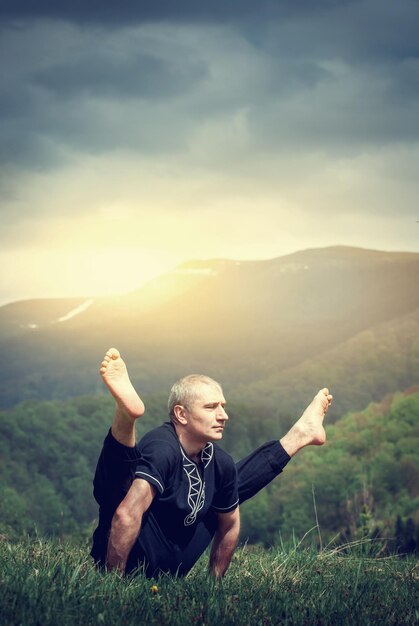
[280,388,333,457]
[99,348,145,446]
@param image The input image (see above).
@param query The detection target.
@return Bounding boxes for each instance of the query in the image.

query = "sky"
[1,0,419,305]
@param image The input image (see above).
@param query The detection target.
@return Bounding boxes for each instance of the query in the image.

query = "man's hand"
[209,506,240,579]
[106,478,155,573]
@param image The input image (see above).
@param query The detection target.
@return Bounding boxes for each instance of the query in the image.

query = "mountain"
[1,246,419,419]
[0,297,94,339]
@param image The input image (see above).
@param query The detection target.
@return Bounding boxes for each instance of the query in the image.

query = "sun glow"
[0,247,175,305]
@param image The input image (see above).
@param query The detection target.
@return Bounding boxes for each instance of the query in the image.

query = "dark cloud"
[264,0,419,63]
[0,22,207,167]
[387,57,419,100]
[0,0,418,171]
[34,51,206,100]
[0,0,352,26]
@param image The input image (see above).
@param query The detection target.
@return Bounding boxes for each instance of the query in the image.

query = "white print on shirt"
[180,442,213,526]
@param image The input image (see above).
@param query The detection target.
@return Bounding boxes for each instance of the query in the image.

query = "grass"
[0,537,418,626]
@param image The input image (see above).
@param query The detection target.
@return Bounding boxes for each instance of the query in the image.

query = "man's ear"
[173,404,188,425]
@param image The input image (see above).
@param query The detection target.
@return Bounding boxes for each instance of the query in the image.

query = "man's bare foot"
[100,348,145,446]
[100,348,145,420]
[280,388,333,457]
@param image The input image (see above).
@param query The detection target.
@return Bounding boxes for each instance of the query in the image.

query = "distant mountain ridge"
[2,245,418,331]
[1,245,419,417]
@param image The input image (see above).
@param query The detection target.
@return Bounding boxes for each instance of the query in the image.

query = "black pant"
[91,430,290,575]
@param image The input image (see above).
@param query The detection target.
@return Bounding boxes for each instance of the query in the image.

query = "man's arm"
[209,506,240,579]
[106,478,156,573]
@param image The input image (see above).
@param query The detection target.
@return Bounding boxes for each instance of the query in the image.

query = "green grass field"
[1,538,418,626]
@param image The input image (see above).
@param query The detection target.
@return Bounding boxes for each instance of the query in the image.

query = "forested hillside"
[1,388,418,554]
[241,387,419,552]
[237,306,419,427]
[0,394,164,538]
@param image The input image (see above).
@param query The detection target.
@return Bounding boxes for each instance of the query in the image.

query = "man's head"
[168,375,228,444]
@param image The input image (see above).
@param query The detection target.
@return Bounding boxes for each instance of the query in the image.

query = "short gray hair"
[168,374,223,421]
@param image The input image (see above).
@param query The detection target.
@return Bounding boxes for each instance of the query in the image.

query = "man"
[91,348,333,579]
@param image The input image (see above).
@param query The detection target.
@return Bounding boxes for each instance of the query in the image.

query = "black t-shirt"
[127,422,239,576]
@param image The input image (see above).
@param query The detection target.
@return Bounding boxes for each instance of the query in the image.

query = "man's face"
[182,382,228,444]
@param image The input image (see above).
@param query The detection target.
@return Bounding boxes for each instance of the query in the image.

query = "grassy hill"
[0,538,417,626]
